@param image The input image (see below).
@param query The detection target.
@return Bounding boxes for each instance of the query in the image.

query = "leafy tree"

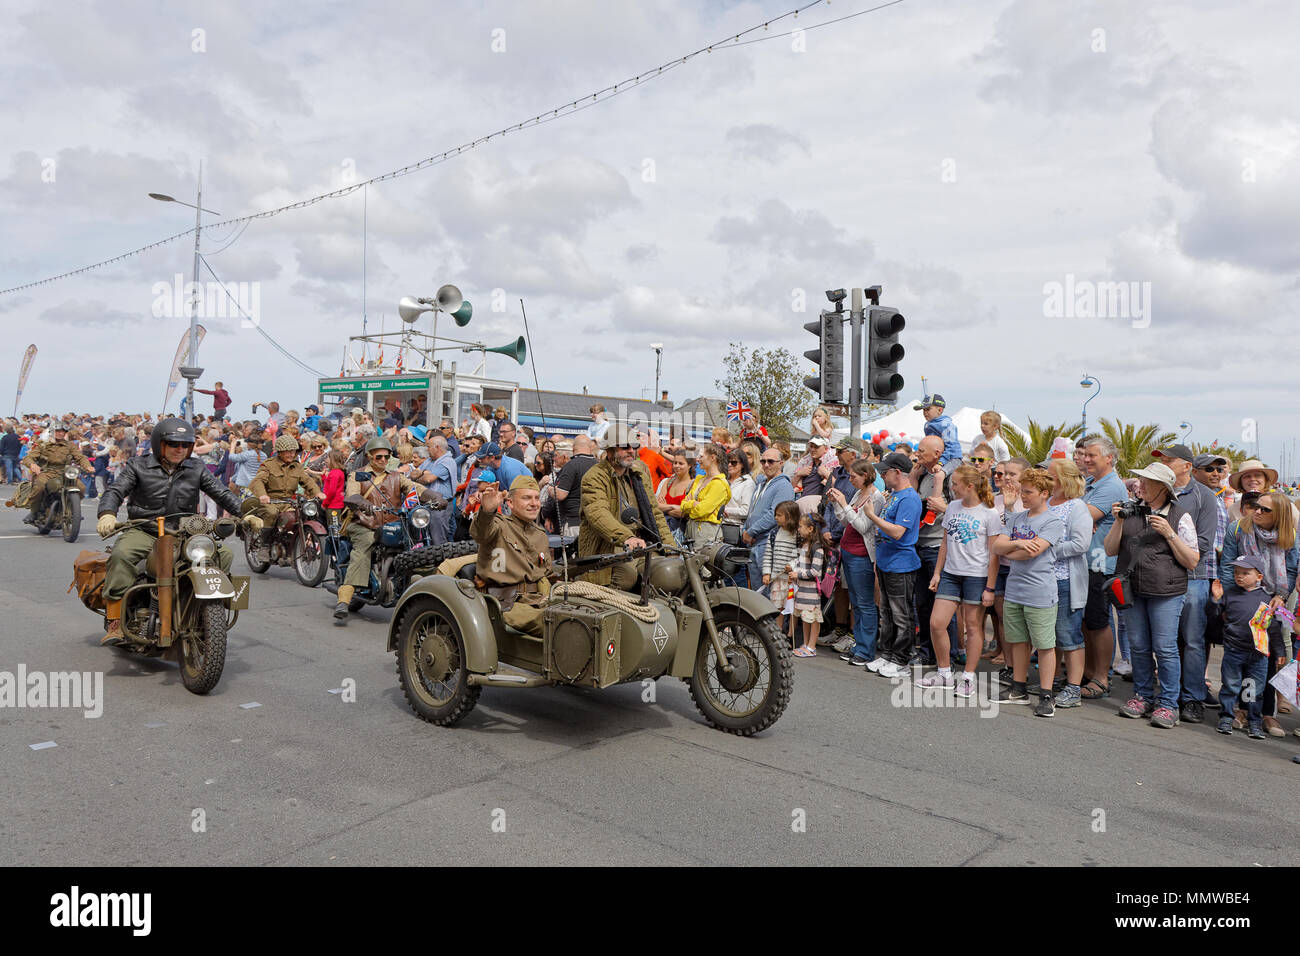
[1099,418,1179,477]
[1189,440,1252,469]
[715,342,812,441]
[1002,419,1083,467]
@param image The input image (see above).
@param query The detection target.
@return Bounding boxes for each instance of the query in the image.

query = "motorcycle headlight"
[409,507,431,529]
[302,500,320,519]
[64,466,80,480]
[185,535,217,564]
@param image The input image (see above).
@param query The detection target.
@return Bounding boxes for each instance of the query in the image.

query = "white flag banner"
[162,326,206,413]
[14,343,37,416]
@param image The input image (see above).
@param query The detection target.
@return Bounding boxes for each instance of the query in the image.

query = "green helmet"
[365,436,393,456]
[274,435,300,453]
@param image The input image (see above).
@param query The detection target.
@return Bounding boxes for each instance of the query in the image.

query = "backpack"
[68,550,110,611]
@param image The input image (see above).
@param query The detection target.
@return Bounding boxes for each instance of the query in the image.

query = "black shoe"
[998,666,1013,683]
[1180,701,1204,725]
[22,514,35,525]
[1034,694,1056,718]
[997,683,1030,704]
[333,602,349,623]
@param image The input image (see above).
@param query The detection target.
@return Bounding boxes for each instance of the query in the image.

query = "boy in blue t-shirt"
[915,394,961,469]
[862,452,923,678]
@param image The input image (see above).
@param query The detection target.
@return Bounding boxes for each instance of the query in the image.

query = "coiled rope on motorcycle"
[548,581,660,622]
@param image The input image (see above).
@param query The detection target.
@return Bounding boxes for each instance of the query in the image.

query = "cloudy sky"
[1,0,1296,463]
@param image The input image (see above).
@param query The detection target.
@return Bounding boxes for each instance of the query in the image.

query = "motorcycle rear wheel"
[687,609,793,736]
[180,602,228,695]
[294,528,327,587]
[63,492,81,542]
[395,597,479,726]
[37,499,57,535]
[244,530,271,574]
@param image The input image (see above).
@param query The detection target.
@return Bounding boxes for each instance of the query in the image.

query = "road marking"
[30,741,57,750]
[239,701,261,709]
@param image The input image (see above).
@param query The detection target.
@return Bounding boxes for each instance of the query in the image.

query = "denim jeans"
[1122,591,1185,711]
[1055,578,1085,650]
[913,545,955,660]
[1178,578,1210,704]
[1220,643,1267,724]
[840,549,878,661]
[1,455,17,483]
[876,569,915,665]
[1115,606,1130,662]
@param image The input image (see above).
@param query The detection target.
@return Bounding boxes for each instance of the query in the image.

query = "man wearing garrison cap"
[470,474,553,637]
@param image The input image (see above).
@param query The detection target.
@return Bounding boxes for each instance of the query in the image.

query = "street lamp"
[1180,421,1193,445]
[149,164,220,419]
[651,343,663,401]
[1080,374,1101,436]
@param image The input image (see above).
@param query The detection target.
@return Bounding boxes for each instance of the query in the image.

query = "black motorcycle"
[242,495,329,587]
[31,465,85,542]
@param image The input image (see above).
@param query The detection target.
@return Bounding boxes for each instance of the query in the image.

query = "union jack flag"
[725,399,751,422]
[403,487,421,509]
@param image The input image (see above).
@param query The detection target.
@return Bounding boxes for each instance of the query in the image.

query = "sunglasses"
[371,453,390,461]
[162,440,191,449]
[992,471,1006,478]
[1201,465,1227,472]
[968,457,990,464]
[761,458,781,464]
[1256,505,1274,514]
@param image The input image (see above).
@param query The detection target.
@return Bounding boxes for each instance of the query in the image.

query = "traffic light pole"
[848,287,863,438]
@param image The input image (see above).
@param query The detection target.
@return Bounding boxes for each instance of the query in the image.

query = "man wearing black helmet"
[23,421,93,524]
[96,417,263,645]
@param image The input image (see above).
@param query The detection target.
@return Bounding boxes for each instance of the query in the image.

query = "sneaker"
[842,655,870,667]
[915,671,955,691]
[1054,685,1082,708]
[1216,717,1233,735]
[997,666,1013,683]
[816,632,837,648]
[832,635,855,654]
[878,661,905,680]
[865,657,888,674]
[1180,701,1204,725]
[1150,706,1179,729]
[1119,696,1152,719]
[1035,694,1056,718]
[997,683,1030,704]
[955,674,976,699]
[1247,722,1268,740]
[333,602,349,623]
[1112,658,1133,678]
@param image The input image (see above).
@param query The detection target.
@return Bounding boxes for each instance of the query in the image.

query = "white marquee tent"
[832,400,1024,450]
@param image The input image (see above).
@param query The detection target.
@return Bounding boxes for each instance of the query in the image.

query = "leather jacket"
[98,455,243,529]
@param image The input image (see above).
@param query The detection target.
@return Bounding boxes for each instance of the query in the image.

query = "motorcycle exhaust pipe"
[155,516,174,643]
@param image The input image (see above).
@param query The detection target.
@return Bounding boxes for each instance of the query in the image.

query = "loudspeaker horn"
[398,296,433,324]
[485,336,526,365]
[450,300,473,327]
[435,284,463,313]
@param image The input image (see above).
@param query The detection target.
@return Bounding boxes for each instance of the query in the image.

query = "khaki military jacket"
[247,458,322,500]
[28,439,91,473]
[471,505,552,601]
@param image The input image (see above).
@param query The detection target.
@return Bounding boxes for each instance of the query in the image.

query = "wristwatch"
[983,587,996,594]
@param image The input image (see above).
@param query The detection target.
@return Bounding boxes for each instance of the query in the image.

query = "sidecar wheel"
[395,598,479,726]
[687,609,792,736]
[180,602,228,695]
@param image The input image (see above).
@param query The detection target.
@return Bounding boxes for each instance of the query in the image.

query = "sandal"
[793,646,816,658]
[1080,677,1110,699]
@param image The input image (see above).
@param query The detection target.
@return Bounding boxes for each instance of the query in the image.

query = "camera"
[1116,501,1152,520]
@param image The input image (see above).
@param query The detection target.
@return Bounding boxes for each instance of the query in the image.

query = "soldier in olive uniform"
[240,435,324,555]
[24,422,93,524]
[471,474,552,637]
[335,436,446,623]
[578,424,673,591]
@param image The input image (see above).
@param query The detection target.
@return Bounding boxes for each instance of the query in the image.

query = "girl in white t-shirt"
[918,465,1001,698]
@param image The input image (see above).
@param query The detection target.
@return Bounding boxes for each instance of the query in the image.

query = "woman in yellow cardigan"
[669,442,732,548]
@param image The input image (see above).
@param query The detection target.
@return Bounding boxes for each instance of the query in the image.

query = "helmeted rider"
[334,435,446,624]
[95,417,263,646]
[239,434,325,560]
[24,421,93,524]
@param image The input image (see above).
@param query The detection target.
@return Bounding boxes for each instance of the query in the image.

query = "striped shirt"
[763,528,800,578]
[790,547,826,612]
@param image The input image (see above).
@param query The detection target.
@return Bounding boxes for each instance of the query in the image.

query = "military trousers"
[104,528,233,604]
[343,523,377,588]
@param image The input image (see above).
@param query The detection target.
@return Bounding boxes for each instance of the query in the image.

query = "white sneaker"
[915,671,955,690]
[955,674,976,698]
[832,635,855,654]
[865,657,888,673]
[1113,658,1133,677]
[878,661,905,680]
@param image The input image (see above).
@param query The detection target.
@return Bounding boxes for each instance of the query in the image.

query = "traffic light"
[803,309,844,403]
[866,306,905,402]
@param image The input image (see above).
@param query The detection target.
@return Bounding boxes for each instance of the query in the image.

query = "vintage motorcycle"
[390,531,794,736]
[241,495,329,587]
[26,465,85,542]
[72,514,250,695]
[322,502,464,612]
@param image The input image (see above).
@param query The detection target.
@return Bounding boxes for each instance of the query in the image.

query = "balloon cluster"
[860,428,908,447]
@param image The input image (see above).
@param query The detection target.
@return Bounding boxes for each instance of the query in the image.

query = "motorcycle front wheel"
[293,528,327,587]
[62,492,81,542]
[180,602,228,695]
[243,530,271,574]
[687,609,793,736]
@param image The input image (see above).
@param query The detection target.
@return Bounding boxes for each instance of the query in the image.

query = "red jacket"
[197,387,231,410]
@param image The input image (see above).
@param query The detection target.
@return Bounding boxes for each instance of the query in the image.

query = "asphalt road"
[2,491,1297,866]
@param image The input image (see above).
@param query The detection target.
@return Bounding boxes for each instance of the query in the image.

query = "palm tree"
[1099,418,1178,477]
[1189,441,1252,470]
[1002,419,1083,466]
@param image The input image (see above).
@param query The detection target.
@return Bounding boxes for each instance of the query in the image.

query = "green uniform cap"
[509,475,539,493]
